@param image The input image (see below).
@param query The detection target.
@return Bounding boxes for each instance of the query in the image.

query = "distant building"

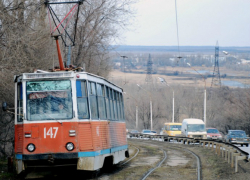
[240,59,250,64]
[115,62,121,67]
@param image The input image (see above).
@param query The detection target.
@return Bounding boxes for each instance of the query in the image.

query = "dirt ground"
[1,139,250,180]
[108,68,250,88]
[110,139,250,180]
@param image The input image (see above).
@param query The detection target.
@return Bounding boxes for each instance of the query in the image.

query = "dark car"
[224,130,249,147]
[129,130,140,137]
[206,128,222,140]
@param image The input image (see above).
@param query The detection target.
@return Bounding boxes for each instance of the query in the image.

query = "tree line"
[122,81,250,137]
[111,51,250,73]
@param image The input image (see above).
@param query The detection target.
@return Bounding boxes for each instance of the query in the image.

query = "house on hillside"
[240,59,250,65]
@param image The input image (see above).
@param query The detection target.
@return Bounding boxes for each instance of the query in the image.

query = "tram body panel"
[15,121,127,155]
[109,121,127,147]
[13,72,128,173]
[15,122,79,154]
[15,124,24,153]
[78,122,94,151]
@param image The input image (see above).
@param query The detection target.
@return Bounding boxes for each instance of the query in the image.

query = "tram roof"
[15,71,123,91]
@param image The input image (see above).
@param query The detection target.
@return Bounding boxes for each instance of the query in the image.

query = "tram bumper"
[15,153,78,174]
[15,159,25,174]
[77,156,105,171]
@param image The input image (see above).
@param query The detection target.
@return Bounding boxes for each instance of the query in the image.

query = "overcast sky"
[121,0,250,47]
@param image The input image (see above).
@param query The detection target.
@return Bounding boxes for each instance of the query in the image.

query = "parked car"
[206,128,222,140]
[181,118,207,139]
[141,129,155,136]
[129,130,140,137]
[159,128,164,135]
[162,122,182,136]
[224,130,249,147]
[150,130,157,135]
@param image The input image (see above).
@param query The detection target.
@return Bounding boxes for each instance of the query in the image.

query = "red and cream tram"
[14,71,128,174]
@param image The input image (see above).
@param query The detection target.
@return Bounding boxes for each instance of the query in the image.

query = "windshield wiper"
[42,114,62,124]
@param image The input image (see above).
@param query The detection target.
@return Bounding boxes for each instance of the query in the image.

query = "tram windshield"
[26,80,73,120]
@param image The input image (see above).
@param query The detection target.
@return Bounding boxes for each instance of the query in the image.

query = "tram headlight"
[27,143,35,152]
[66,142,74,151]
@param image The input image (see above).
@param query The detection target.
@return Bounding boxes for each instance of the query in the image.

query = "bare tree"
[0,0,53,157]
[71,0,135,78]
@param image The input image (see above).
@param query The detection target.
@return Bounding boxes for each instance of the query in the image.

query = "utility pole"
[121,56,128,85]
[137,84,153,130]
[187,63,207,126]
[120,56,128,72]
[158,77,175,123]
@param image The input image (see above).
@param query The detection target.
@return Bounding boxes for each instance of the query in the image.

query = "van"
[162,122,182,136]
[181,118,207,139]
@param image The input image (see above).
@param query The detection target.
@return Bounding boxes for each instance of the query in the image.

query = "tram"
[12,70,129,174]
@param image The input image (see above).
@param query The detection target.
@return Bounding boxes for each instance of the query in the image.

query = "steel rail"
[138,140,201,180]
[141,149,167,180]
[183,148,201,180]
[120,146,140,165]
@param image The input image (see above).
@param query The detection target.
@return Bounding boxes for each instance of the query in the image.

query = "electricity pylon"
[145,54,153,83]
[211,41,221,88]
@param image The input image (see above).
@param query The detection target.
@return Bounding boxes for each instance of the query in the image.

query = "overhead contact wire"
[175,0,181,59]
[61,4,79,34]
[48,8,52,34]
[52,3,78,34]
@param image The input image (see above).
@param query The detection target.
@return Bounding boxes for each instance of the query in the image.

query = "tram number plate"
[44,127,59,138]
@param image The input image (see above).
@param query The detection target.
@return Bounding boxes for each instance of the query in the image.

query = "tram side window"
[76,80,89,119]
[97,84,107,119]
[119,93,124,121]
[109,88,114,120]
[17,82,23,122]
[112,89,118,120]
[88,82,98,119]
[105,86,111,120]
[116,91,121,120]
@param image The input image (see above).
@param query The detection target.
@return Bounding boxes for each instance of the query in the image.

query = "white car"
[150,130,157,135]
[141,129,156,135]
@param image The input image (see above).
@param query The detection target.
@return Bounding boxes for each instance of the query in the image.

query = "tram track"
[13,138,250,180]
[96,141,166,180]
[120,146,140,166]
[96,139,202,180]
[182,148,201,180]
[140,149,167,180]
[137,139,201,180]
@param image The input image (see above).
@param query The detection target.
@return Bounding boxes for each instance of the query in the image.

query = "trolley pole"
[53,35,65,70]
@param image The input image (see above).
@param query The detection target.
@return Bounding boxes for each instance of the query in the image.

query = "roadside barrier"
[128,133,249,173]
